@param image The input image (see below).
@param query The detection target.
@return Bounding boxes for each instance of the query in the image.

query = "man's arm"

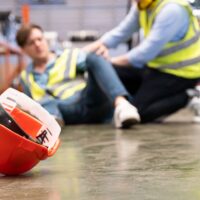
[101,4,140,48]
[83,4,139,58]
[114,3,190,68]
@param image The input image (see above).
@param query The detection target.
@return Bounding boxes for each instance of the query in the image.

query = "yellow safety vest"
[21,48,86,103]
[139,0,200,78]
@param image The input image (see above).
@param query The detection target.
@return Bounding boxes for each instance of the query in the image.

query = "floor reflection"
[1,110,200,199]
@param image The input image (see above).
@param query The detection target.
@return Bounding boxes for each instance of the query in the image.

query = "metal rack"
[0,11,25,93]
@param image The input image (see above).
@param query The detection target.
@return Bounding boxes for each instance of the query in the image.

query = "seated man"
[16,23,140,128]
[85,0,200,123]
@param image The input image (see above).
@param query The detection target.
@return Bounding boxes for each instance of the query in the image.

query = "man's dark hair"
[16,23,43,47]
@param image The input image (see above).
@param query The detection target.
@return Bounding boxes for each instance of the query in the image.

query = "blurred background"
[1,0,127,41]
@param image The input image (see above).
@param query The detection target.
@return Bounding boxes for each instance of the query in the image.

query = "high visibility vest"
[139,0,200,78]
[21,48,86,103]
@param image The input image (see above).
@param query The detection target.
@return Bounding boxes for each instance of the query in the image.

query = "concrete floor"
[1,109,200,200]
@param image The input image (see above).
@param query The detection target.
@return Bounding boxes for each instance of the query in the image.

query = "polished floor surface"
[1,109,200,200]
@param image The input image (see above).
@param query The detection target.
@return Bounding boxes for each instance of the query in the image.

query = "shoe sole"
[121,118,139,129]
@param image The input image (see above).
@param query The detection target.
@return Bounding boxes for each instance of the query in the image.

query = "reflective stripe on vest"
[21,48,86,102]
[139,0,200,78]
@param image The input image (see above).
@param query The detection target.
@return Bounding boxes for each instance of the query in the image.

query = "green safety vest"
[21,48,86,103]
[139,0,200,78]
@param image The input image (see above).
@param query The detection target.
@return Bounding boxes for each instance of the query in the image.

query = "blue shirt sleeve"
[128,3,190,67]
[102,3,190,68]
[76,50,87,72]
[101,4,140,48]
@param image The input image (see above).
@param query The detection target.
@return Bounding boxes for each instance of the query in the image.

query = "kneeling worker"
[85,0,200,123]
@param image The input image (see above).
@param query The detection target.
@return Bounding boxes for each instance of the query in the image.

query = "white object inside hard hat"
[0,88,61,149]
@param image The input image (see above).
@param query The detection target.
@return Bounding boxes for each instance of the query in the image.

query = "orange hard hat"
[0,88,61,176]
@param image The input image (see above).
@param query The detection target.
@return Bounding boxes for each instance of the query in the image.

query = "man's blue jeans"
[58,53,129,124]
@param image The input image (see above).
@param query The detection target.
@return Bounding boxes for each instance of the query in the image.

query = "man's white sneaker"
[187,85,200,123]
[188,96,200,123]
[114,101,140,129]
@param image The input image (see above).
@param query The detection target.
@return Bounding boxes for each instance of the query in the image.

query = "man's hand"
[82,40,110,60]
[111,54,131,67]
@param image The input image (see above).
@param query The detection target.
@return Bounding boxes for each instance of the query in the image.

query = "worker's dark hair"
[16,23,43,47]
